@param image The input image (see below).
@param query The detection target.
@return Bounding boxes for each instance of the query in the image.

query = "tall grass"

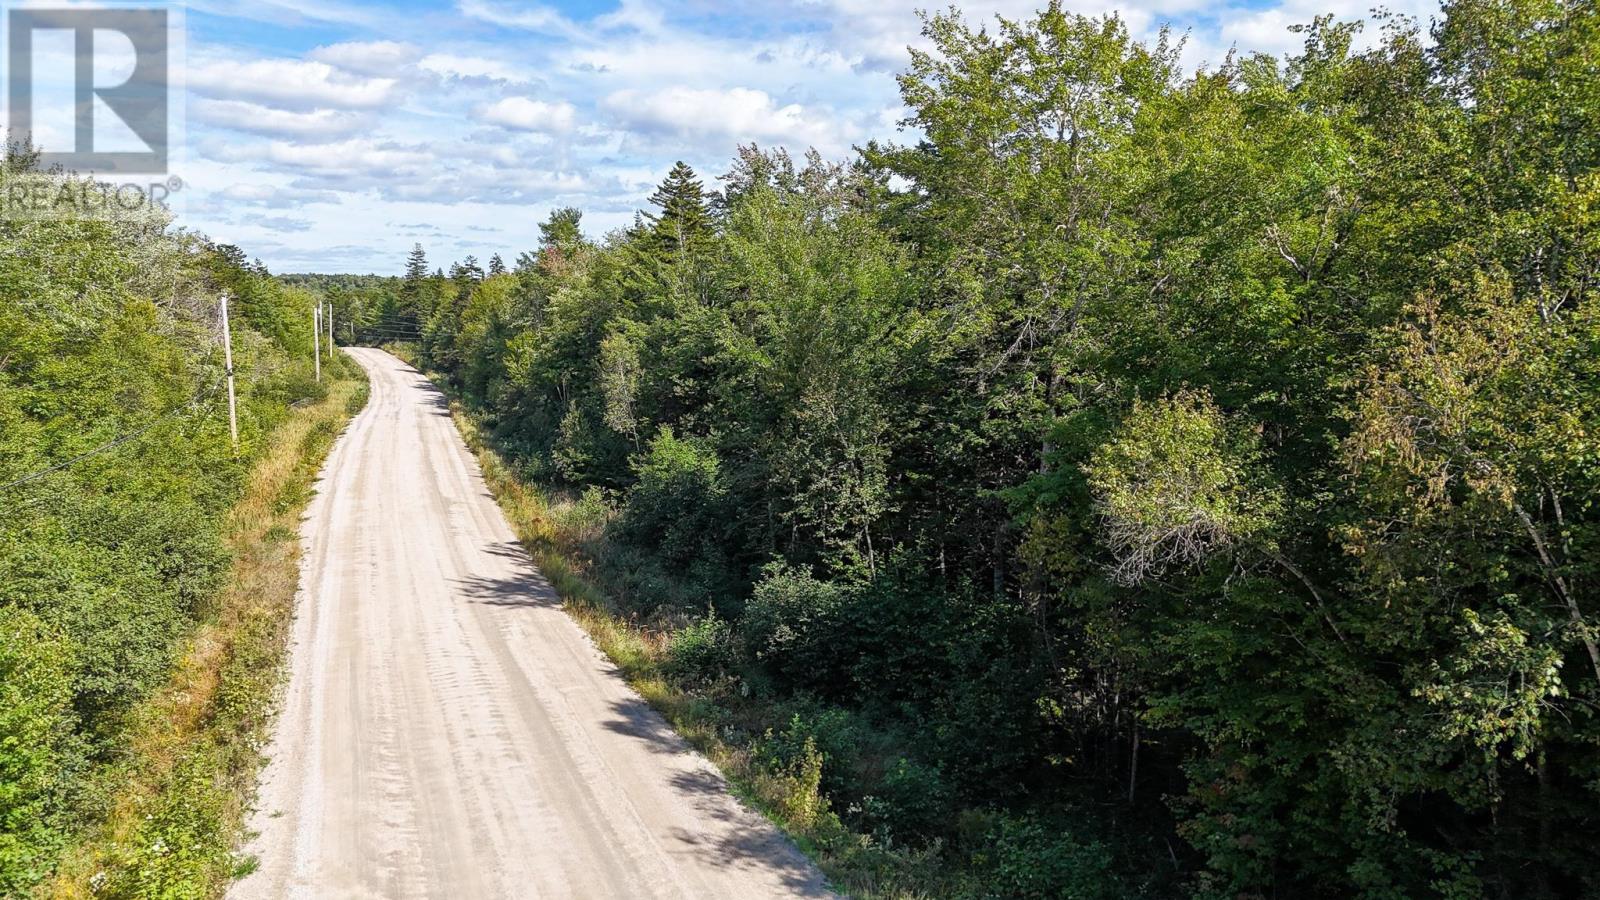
[43,361,368,900]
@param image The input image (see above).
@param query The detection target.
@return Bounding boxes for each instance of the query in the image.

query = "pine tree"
[646,161,712,256]
[396,243,430,332]
[404,243,428,283]
[488,253,506,276]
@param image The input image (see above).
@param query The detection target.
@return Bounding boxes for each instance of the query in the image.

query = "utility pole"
[220,292,239,455]
[326,301,334,358]
[313,303,321,382]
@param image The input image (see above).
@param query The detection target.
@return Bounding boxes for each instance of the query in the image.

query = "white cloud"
[240,138,435,176]
[187,0,391,29]
[193,98,368,139]
[455,0,586,39]
[478,97,578,133]
[353,165,600,205]
[216,182,341,206]
[189,58,400,110]
[238,212,314,231]
[602,86,855,156]
[420,53,535,83]
[309,40,421,76]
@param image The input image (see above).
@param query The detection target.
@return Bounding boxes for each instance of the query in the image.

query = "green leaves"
[1086,390,1279,585]
[386,0,1600,894]
[0,163,334,892]
[0,606,77,896]
[1415,608,1561,766]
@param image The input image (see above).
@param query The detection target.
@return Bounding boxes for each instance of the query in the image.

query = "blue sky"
[153,0,1440,273]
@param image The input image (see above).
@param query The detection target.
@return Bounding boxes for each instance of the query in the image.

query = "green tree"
[646,162,713,257]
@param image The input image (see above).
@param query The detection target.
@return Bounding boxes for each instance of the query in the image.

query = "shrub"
[969,816,1116,900]
[617,427,729,567]
[762,735,828,831]
[740,565,852,693]
[754,708,865,804]
[858,756,953,845]
[0,606,79,895]
[666,614,738,683]
[112,749,232,900]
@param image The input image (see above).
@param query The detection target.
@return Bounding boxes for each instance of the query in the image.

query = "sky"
[78,0,1443,273]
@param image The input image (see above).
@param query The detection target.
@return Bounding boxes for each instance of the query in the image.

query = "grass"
[41,361,369,900]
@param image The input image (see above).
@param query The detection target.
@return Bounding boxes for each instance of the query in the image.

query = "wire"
[0,379,222,494]
[355,322,423,332]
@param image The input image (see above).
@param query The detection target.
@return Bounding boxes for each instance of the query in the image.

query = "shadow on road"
[451,542,562,610]
[452,541,837,897]
[605,698,837,896]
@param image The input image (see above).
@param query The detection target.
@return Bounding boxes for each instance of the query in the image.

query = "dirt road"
[232,348,831,900]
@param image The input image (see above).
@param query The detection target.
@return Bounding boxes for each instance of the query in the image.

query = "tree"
[362,1,1600,894]
[403,243,429,283]
[539,207,583,251]
[0,160,341,895]
[645,162,712,256]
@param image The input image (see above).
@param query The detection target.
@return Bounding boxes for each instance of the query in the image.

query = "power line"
[355,323,422,334]
[355,320,422,330]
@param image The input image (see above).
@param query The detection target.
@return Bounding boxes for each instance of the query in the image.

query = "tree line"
[0,147,345,893]
[329,0,1596,895]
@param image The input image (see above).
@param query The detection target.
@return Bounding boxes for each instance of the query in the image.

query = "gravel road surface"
[232,347,832,900]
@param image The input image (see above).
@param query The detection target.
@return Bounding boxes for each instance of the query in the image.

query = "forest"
[0,145,359,894]
[315,0,1600,895]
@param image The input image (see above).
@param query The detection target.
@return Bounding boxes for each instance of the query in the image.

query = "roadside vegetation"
[426,380,1107,898]
[0,147,365,897]
[328,1,1600,895]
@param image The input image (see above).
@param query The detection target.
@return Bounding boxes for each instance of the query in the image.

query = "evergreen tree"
[394,243,430,332]
[488,253,506,276]
[403,243,428,283]
[645,161,712,255]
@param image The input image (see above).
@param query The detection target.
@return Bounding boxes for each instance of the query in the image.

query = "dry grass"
[43,368,368,900]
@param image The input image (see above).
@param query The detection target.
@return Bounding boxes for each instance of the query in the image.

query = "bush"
[0,514,190,737]
[858,756,953,845]
[259,362,327,409]
[740,565,852,693]
[754,708,867,804]
[0,607,79,895]
[759,734,828,831]
[617,427,730,568]
[666,614,739,683]
[110,749,232,900]
[969,816,1116,900]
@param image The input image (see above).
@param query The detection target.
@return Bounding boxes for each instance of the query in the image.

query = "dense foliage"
[340,0,1599,894]
[0,154,336,894]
